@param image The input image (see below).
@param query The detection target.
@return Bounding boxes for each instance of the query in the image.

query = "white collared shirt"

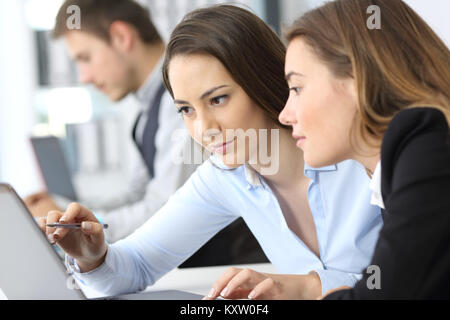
[369,161,385,209]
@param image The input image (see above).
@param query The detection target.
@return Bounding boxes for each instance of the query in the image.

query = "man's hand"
[24,191,61,218]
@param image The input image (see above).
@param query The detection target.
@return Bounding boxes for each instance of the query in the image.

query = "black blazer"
[326,107,450,299]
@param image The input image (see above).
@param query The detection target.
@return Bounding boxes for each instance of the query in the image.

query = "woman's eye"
[290,87,302,95]
[178,106,194,116]
[210,95,228,106]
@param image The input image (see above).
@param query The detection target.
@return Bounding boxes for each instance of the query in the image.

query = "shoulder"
[177,158,247,214]
[382,107,448,155]
[381,107,450,197]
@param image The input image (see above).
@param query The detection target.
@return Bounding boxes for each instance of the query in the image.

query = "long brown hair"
[285,0,450,148]
[162,4,289,129]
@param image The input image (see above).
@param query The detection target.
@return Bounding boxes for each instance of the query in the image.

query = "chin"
[221,153,246,169]
[108,91,128,102]
[222,160,243,169]
[304,154,336,169]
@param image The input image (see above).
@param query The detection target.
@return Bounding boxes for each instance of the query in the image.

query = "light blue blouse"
[68,157,382,295]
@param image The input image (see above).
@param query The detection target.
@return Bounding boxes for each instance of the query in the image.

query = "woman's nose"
[194,112,222,144]
[279,98,297,126]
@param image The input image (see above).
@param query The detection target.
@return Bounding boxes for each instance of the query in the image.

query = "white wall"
[281,0,327,26]
[144,0,266,42]
[0,0,43,196]
[404,0,449,47]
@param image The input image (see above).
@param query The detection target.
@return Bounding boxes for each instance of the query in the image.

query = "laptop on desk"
[0,183,202,300]
[30,136,79,202]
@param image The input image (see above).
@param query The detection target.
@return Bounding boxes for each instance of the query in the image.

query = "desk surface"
[0,263,277,300]
[79,263,278,299]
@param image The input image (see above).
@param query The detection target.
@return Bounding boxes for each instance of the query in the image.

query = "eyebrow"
[285,72,305,82]
[200,85,229,100]
[173,85,229,105]
[73,52,89,62]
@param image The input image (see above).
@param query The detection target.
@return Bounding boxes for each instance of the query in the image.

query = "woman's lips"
[293,134,306,148]
[210,138,236,155]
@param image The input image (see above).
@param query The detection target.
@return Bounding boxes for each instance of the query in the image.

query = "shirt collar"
[212,157,337,189]
[245,163,339,189]
[304,163,337,180]
[244,164,263,188]
[369,161,385,209]
[210,156,263,188]
[135,57,164,108]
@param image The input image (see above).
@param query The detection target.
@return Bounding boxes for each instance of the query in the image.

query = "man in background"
[25,0,268,267]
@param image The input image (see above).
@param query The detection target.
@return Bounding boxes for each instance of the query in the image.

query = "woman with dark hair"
[280,0,449,299]
[39,5,381,300]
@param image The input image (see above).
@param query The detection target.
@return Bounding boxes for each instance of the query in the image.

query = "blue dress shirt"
[67,157,382,296]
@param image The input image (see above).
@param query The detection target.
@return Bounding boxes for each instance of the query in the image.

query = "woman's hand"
[36,202,108,273]
[203,267,322,300]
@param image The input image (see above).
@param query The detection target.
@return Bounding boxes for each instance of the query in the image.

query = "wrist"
[304,271,322,299]
[270,273,323,300]
[76,248,108,273]
[289,272,322,300]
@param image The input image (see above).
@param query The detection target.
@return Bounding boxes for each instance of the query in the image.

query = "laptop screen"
[30,136,78,201]
[0,184,83,300]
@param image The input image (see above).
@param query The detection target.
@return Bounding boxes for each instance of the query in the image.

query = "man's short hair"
[53,0,162,44]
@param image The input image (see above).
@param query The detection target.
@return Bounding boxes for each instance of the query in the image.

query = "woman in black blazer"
[324,107,449,299]
[278,0,450,299]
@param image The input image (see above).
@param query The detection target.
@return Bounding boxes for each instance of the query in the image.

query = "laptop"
[30,136,78,201]
[0,183,203,300]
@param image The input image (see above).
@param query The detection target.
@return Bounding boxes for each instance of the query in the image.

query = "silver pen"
[46,223,109,230]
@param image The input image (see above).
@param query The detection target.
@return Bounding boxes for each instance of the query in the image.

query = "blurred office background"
[0,0,449,198]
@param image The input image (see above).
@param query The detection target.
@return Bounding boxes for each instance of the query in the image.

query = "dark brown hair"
[285,0,450,147]
[162,4,289,128]
[53,0,162,44]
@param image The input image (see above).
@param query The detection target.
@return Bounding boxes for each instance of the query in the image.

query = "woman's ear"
[109,21,135,53]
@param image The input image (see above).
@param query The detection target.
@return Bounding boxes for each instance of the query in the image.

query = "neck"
[355,154,380,176]
[132,41,166,91]
[251,127,306,189]
[351,139,381,174]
